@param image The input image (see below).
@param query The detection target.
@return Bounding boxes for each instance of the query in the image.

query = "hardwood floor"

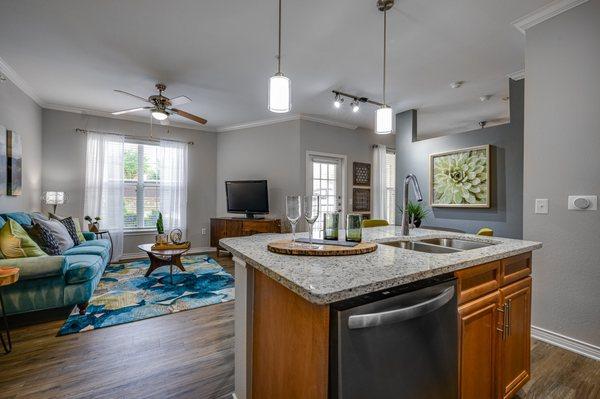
[1,253,598,399]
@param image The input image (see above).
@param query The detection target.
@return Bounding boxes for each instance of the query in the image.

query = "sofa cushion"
[0,219,46,258]
[0,212,33,227]
[63,254,104,284]
[63,245,108,258]
[0,256,66,280]
[25,223,62,256]
[31,216,74,254]
[0,217,5,230]
[82,231,96,241]
[77,239,111,250]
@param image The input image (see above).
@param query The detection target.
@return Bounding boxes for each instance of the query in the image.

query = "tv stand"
[244,213,265,219]
[210,217,281,256]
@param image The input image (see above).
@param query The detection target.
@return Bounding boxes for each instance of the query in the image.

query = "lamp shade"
[375,106,393,134]
[43,191,66,205]
[268,74,291,113]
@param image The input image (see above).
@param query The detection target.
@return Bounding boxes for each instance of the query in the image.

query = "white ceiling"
[0,0,551,136]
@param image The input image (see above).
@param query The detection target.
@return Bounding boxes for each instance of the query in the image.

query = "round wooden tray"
[267,240,377,256]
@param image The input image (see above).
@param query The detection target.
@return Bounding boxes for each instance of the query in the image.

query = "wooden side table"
[93,230,114,262]
[0,267,19,354]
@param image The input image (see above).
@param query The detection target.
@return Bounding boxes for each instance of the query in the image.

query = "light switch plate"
[568,195,597,210]
[535,199,549,214]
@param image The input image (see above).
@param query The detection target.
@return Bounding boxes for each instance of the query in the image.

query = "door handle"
[348,286,455,330]
[506,299,512,337]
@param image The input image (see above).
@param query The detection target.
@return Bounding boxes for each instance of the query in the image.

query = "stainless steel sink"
[379,240,462,254]
[418,238,496,250]
[379,237,497,254]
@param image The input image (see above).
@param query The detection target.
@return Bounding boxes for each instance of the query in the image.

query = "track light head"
[334,93,344,108]
[351,100,360,113]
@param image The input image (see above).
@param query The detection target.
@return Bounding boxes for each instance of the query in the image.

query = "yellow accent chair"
[477,227,494,236]
[362,219,390,228]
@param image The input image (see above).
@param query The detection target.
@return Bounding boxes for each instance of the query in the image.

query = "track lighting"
[334,94,344,108]
[351,100,360,113]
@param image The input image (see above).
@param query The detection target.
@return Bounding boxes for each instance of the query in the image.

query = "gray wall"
[395,79,524,238]
[299,120,395,217]
[524,0,600,347]
[42,109,218,253]
[216,119,302,223]
[0,78,42,212]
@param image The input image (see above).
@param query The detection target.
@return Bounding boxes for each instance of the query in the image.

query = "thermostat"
[568,195,597,211]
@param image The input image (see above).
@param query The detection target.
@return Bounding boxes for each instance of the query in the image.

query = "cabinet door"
[210,219,226,248]
[459,290,502,399]
[498,277,532,399]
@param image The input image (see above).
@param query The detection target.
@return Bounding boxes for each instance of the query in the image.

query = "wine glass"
[304,195,321,246]
[285,195,302,246]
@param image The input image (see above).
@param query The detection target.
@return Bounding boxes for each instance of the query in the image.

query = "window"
[385,150,396,224]
[308,153,344,236]
[124,141,161,229]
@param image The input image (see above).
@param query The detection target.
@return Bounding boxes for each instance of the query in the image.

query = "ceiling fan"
[111,83,207,125]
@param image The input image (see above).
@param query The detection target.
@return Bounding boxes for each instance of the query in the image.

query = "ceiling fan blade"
[111,106,150,115]
[169,95,192,106]
[170,108,207,124]
[114,89,150,103]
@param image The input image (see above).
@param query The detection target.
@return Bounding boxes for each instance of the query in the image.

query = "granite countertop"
[220,226,542,305]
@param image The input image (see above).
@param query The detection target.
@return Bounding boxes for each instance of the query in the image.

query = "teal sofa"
[0,212,111,315]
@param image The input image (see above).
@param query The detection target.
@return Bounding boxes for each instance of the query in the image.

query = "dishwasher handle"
[347,286,455,330]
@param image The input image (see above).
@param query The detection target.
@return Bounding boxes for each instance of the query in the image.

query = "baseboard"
[532,325,600,361]
[119,246,216,262]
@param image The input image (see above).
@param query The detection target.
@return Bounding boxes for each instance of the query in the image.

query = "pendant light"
[375,0,394,134]
[268,0,291,113]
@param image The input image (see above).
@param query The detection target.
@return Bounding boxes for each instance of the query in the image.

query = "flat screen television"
[225,180,269,218]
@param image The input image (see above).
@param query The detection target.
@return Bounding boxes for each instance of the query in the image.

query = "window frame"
[123,139,161,233]
[385,149,396,224]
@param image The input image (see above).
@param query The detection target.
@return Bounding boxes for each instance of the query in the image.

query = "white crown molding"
[44,103,215,132]
[532,325,600,361]
[217,113,359,132]
[507,69,525,81]
[512,0,589,34]
[0,56,44,106]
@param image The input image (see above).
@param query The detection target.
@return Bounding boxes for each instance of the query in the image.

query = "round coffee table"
[0,267,19,354]
[138,244,190,283]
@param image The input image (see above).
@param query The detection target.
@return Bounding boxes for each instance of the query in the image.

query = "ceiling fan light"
[268,73,291,113]
[375,106,393,134]
[151,110,168,121]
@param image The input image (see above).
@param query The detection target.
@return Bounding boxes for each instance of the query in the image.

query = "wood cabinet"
[210,217,281,255]
[456,252,532,399]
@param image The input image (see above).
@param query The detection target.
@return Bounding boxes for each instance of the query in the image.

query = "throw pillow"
[59,217,81,246]
[50,214,86,243]
[0,219,46,258]
[31,216,75,253]
[25,223,62,256]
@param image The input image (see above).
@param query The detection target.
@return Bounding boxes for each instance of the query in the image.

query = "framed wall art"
[429,145,490,208]
[352,162,371,187]
[352,188,371,212]
[6,129,22,196]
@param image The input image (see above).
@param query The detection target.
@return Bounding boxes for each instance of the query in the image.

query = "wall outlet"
[201,228,207,235]
[568,195,597,210]
[535,199,549,214]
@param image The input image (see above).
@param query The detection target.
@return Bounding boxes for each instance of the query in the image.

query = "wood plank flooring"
[0,253,598,399]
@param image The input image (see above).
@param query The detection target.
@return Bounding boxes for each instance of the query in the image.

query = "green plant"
[156,212,164,234]
[397,201,430,223]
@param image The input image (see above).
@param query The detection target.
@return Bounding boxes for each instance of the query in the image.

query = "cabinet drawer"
[455,261,501,305]
[500,253,531,286]
[242,220,280,235]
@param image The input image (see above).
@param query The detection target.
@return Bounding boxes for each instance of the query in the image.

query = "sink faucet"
[401,174,423,236]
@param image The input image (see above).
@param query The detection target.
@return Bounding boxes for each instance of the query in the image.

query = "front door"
[307,153,344,237]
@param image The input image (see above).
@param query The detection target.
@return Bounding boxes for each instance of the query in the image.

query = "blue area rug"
[58,254,234,335]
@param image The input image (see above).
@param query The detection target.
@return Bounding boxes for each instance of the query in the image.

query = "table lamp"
[42,191,66,214]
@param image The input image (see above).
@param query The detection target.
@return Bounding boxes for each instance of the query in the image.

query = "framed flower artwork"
[429,145,490,208]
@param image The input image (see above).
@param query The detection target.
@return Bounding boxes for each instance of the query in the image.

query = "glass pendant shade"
[151,110,168,121]
[268,74,291,113]
[375,106,393,134]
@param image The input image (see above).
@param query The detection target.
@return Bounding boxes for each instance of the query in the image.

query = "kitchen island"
[221,226,542,399]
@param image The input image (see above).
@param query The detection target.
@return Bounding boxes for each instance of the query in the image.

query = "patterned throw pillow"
[31,216,74,253]
[58,217,81,246]
[25,223,62,256]
[50,214,85,243]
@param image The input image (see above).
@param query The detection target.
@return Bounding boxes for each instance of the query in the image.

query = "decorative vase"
[414,219,422,228]
[89,223,99,233]
[155,234,169,244]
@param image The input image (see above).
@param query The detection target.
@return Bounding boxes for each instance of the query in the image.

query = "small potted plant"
[155,212,168,244]
[397,201,430,228]
[84,215,101,232]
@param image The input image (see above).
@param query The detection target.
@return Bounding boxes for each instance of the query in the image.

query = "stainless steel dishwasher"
[330,276,458,399]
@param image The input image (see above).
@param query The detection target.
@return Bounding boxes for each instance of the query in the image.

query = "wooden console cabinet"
[210,217,281,255]
[456,252,532,399]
